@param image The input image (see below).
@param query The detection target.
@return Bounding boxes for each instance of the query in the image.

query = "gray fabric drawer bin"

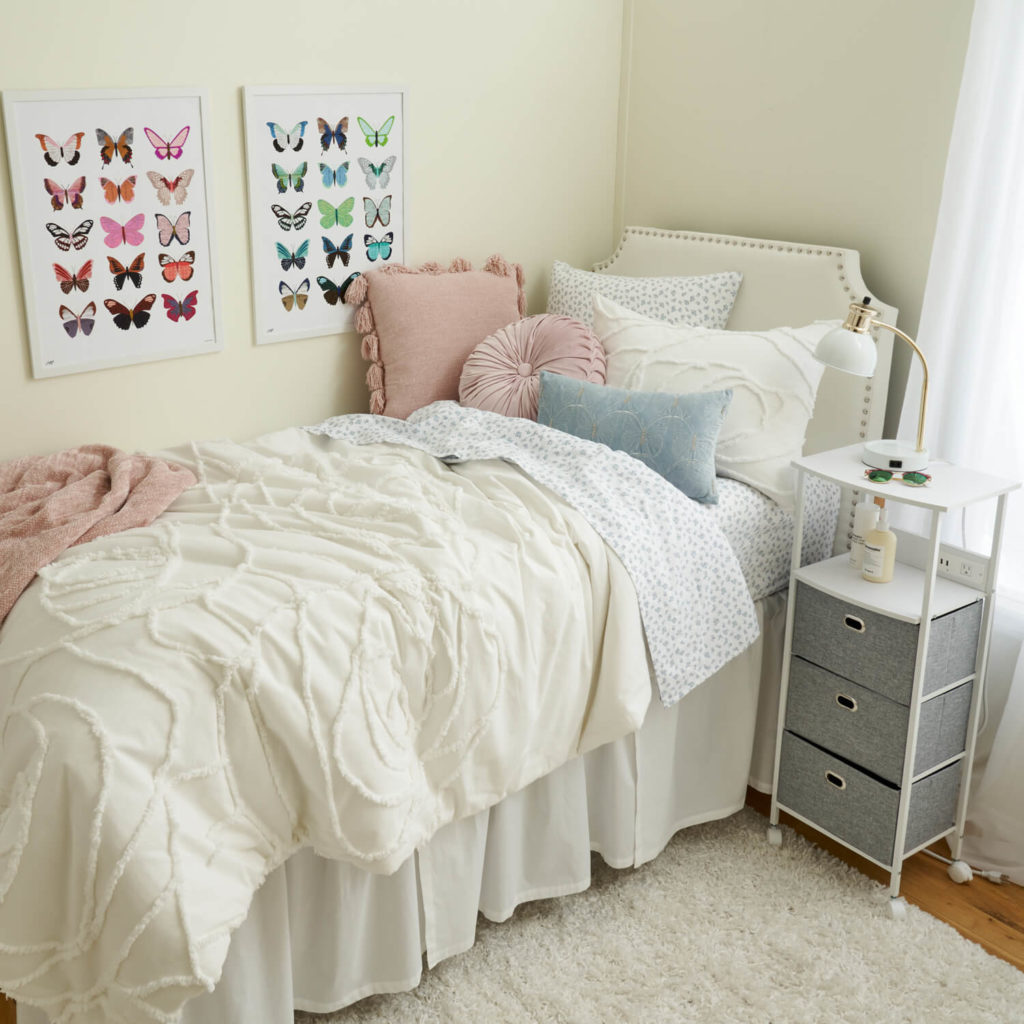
[777,732,962,866]
[791,582,982,705]
[785,658,974,785]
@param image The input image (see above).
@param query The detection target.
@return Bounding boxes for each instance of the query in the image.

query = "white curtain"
[900,0,1024,882]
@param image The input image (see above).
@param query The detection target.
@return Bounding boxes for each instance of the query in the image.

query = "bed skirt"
[16,593,785,1024]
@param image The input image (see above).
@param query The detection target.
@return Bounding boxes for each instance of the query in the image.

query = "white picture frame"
[2,87,222,378]
[242,84,407,345]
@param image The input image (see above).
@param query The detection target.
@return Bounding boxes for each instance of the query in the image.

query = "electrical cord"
[922,847,1006,883]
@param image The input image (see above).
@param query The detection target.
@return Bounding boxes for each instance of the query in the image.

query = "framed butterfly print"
[2,87,222,377]
[243,85,407,345]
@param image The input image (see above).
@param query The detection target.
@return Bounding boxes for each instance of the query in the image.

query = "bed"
[1,227,895,1024]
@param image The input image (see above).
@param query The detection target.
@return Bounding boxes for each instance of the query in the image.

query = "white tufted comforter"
[0,407,757,1024]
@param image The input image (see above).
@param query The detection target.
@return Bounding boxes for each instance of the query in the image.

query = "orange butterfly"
[95,127,133,165]
[99,176,137,203]
[107,253,146,291]
[158,251,195,283]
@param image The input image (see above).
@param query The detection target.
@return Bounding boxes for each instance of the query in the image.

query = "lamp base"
[861,439,930,472]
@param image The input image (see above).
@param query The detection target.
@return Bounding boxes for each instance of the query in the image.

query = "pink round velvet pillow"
[458,314,607,419]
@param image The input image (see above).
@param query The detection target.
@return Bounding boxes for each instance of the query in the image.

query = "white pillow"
[547,260,742,328]
[593,294,831,509]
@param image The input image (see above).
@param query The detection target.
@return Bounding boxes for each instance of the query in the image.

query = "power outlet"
[937,552,987,587]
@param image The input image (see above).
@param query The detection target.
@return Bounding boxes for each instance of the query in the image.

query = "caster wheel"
[888,897,908,920]
[947,860,973,884]
[767,826,783,848]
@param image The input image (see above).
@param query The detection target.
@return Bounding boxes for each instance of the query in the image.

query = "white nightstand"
[767,444,1020,916]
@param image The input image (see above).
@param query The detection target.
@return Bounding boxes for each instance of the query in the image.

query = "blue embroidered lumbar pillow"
[536,371,732,503]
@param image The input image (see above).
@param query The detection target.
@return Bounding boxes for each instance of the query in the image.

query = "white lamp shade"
[814,325,878,376]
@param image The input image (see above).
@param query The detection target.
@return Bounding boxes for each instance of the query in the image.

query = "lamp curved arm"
[871,319,929,454]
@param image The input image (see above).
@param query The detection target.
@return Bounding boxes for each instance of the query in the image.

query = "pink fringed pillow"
[346,255,526,418]
[459,314,607,419]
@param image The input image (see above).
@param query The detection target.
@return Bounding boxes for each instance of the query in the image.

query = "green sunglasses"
[864,468,931,487]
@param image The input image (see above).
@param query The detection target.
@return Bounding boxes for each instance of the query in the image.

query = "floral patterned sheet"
[309,401,761,706]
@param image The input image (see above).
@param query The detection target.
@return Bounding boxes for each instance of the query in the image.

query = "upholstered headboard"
[595,226,897,551]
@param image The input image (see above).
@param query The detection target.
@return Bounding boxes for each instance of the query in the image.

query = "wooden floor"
[747,788,1024,972]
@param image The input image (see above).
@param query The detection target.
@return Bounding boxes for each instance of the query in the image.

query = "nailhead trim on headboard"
[597,227,894,556]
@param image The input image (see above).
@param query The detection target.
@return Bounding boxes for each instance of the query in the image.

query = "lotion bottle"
[862,497,897,583]
[849,493,879,570]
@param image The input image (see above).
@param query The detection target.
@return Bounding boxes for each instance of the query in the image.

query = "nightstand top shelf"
[795,554,982,623]
[795,445,1020,512]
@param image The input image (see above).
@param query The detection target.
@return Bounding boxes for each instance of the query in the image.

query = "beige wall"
[1,0,974,460]
[617,0,974,434]
[0,0,624,460]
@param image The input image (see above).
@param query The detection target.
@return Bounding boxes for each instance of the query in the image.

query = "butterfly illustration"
[321,234,352,269]
[276,240,309,271]
[267,121,307,152]
[43,177,86,211]
[59,302,97,338]
[99,176,137,204]
[162,290,198,322]
[357,156,396,189]
[45,220,93,252]
[35,132,85,167]
[155,211,191,246]
[363,195,392,228]
[318,162,349,188]
[317,117,348,152]
[107,253,146,290]
[144,126,190,160]
[271,162,307,193]
[159,251,196,282]
[53,260,93,294]
[146,169,193,206]
[279,279,310,311]
[357,116,395,148]
[96,128,134,165]
[318,197,354,228]
[270,202,312,231]
[364,232,393,262]
[104,293,157,330]
[100,213,145,248]
[316,275,349,305]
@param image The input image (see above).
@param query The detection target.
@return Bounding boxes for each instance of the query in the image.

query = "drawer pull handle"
[843,614,865,633]
[836,693,858,712]
[825,771,847,790]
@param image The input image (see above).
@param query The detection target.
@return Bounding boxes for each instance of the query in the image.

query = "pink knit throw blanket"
[0,444,196,624]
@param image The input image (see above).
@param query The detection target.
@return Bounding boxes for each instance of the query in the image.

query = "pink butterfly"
[162,290,198,322]
[43,176,86,211]
[155,211,191,246]
[144,126,190,160]
[100,213,145,248]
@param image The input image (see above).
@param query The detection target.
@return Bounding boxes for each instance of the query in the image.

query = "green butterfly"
[364,231,393,262]
[356,115,395,148]
[271,162,307,194]
[317,197,354,228]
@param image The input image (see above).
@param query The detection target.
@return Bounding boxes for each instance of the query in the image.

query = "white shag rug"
[299,808,1024,1024]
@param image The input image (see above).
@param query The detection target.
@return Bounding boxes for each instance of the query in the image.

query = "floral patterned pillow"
[546,260,742,328]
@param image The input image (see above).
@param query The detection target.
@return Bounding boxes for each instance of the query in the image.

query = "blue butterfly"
[276,239,310,271]
[364,232,393,262]
[319,161,349,188]
[321,233,353,269]
[266,121,307,152]
[271,162,307,193]
[317,117,348,152]
[317,272,361,305]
